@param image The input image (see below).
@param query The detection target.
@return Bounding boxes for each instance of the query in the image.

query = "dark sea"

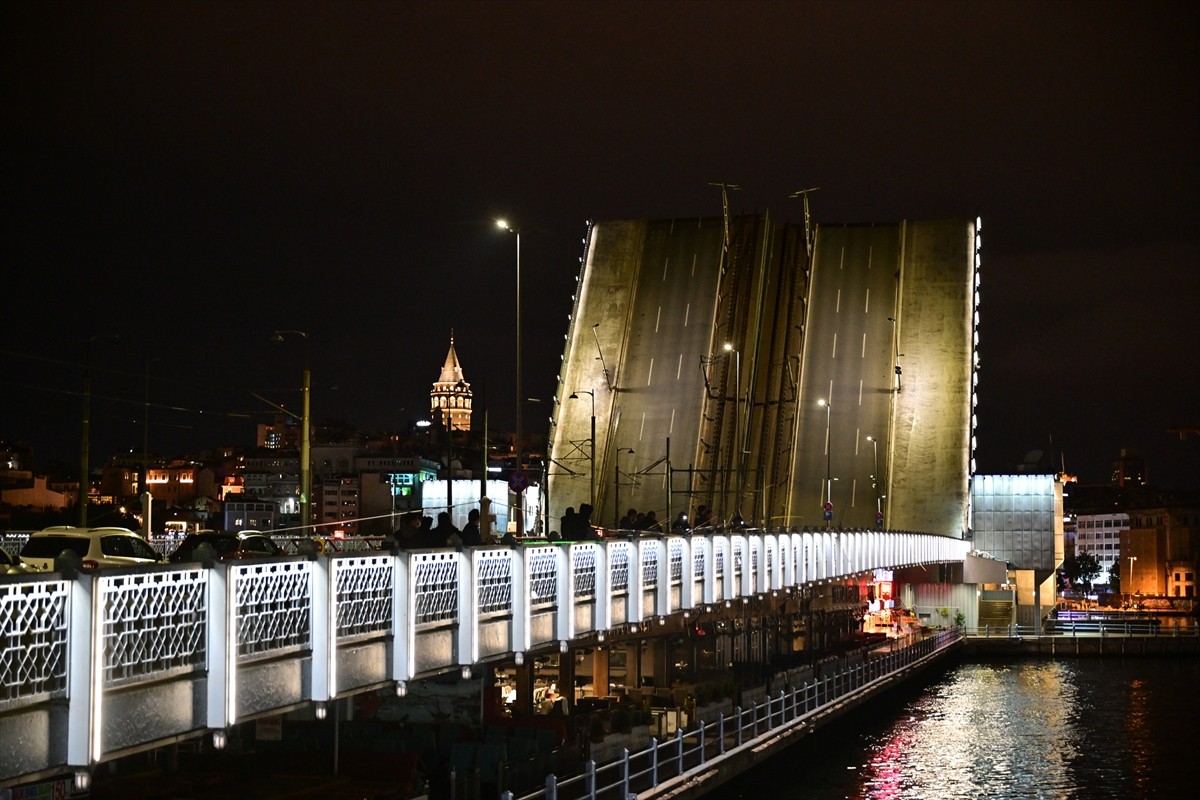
[713,656,1200,799]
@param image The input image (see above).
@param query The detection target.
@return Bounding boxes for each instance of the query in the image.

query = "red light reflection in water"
[863,728,914,799]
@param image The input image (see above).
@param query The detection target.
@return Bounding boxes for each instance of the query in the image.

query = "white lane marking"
[663,258,669,282]
[669,408,676,435]
[861,333,867,358]
[684,303,690,327]
[647,358,655,385]
[864,288,870,314]
[831,333,838,359]
[836,289,841,313]
[676,353,683,380]
[655,306,662,333]
[858,380,864,405]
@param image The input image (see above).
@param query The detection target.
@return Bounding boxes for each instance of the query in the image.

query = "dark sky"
[3,0,1197,489]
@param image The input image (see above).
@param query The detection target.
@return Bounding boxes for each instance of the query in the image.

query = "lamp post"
[865,435,880,515]
[496,218,524,536]
[142,357,160,538]
[273,330,311,537]
[1127,555,1137,607]
[569,390,596,510]
[887,317,902,393]
[723,342,743,519]
[818,398,832,526]
[79,333,118,527]
[614,447,634,529]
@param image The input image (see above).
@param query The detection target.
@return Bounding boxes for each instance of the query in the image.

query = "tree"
[1061,552,1104,592]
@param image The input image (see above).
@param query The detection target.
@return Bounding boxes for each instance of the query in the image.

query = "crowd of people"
[388,501,736,550]
[389,509,518,549]
[621,504,719,533]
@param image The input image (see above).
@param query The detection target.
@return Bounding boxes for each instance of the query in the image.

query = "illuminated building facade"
[431,333,473,431]
[319,475,360,536]
[1074,512,1129,586]
[1124,505,1200,598]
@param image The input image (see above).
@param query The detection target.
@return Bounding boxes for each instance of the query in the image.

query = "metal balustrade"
[502,629,963,800]
[0,529,968,786]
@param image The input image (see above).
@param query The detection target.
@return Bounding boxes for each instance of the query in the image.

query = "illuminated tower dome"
[431,331,472,431]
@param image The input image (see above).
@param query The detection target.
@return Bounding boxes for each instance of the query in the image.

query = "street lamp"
[723,343,743,518]
[496,218,524,536]
[865,435,881,516]
[818,398,832,526]
[1127,555,1137,606]
[79,333,119,527]
[569,390,596,510]
[887,317,902,393]
[273,330,311,537]
[614,447,634,528]
[142,356,161,538]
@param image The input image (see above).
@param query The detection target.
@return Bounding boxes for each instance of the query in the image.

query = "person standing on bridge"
[620,508,637,530]
[461,508,482,546]
[561,506,578,537]
[431,511,461,547]
[576,503,598,540]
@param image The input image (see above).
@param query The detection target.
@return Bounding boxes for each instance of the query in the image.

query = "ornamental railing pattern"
[233,560,312,659]
[573,544,597,600]
[476,549,514,617]
[333,554,393,642]
[526,546,558,608]
[669,539,684,586]
[609,542,631,595]
[412,551,459,626]
[641,545,659,592]
[100,569,207,686]
[0,577,69,707]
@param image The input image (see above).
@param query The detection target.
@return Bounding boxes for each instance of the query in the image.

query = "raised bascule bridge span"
[548,214,981,538]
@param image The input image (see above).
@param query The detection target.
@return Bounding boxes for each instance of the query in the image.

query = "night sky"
[3,1,1197,489]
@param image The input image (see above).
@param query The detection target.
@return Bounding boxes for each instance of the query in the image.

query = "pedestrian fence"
[965,621,1197,638]
[498,629,961,800]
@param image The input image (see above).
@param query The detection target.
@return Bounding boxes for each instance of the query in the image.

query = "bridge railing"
[965,621,1198,638]
[501,628,963,800]
[0,528,966,785]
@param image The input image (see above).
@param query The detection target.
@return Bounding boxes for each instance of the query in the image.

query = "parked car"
[167,531,284,563]
[19,526,163,572]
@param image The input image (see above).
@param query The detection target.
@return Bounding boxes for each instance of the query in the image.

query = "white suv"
[19,526,162,572]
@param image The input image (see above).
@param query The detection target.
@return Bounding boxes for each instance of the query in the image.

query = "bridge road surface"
[794,225,901,529]
[607,218,726,526]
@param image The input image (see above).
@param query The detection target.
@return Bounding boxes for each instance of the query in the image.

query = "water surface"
[716,656,1199,799]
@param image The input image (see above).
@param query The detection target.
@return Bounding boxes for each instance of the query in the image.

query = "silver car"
[19,526,162,572]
